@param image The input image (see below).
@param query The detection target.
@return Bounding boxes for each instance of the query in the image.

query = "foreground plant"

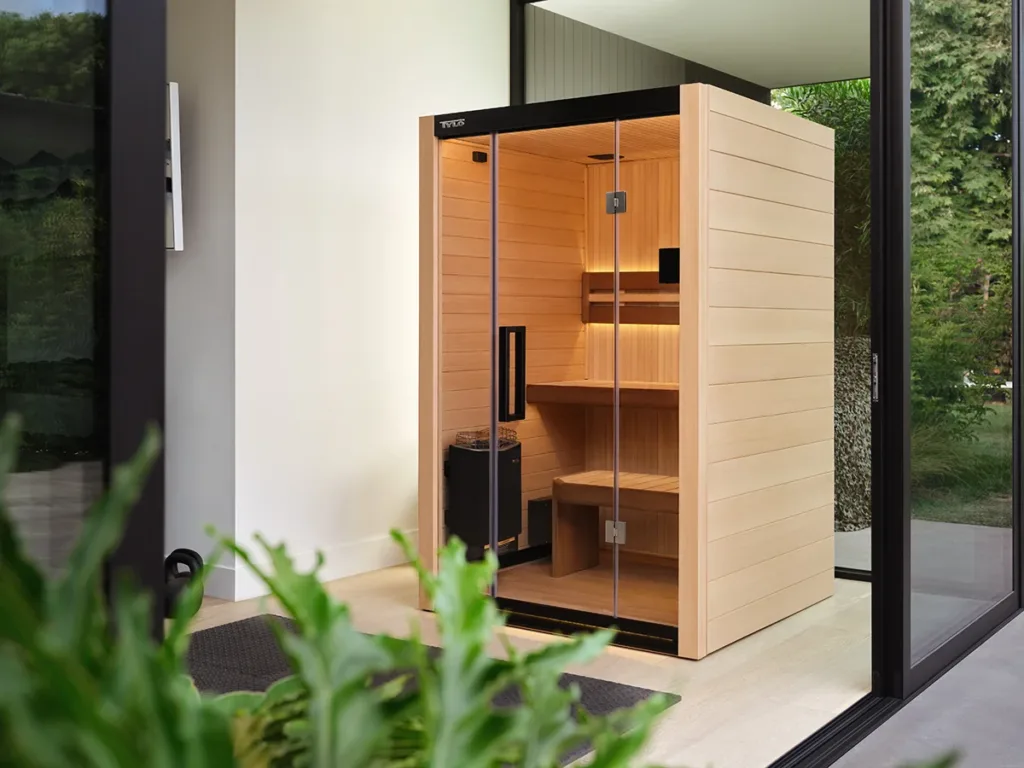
[0,413,667,768]
[0,412,966,768]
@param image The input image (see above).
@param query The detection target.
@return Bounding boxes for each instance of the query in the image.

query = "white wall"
[166,0,237,598]
[231,0,509,599]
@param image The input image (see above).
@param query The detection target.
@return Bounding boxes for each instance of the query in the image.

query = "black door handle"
[499,326,526,422]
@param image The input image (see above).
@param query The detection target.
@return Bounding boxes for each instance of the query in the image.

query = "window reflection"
[908,0,1014,663]
[0,2,106,574]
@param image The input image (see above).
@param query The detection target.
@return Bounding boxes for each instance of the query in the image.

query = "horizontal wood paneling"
[707,472,835,542]
[708,86,835,149]
[708,308,834,346]
[708,191,834,246]
[708,112,835,182]
[707,505,834,580]
[706,570,834,653]
[708,440,834,503]
[708,375,835,423]
[708,269,833,310]
[440,143,588,546]
[707,407,834,463]
[708,151,834,213]
[708,230,833,277]
[708,343,834,385]
[708,537,834,619]
[442,138,583,182]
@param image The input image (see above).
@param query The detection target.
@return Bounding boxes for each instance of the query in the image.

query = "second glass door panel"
[492,122,617,618]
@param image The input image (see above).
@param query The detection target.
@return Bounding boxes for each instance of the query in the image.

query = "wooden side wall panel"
[418,117,441,609]
[678,85,709,659]
[696,85,836,654]
[439,139,588,546]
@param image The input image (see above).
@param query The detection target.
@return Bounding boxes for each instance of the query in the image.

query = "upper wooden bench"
[551,471,679,577]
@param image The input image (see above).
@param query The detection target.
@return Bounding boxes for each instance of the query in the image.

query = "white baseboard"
[203,563,236,600]
[232,528,418,602]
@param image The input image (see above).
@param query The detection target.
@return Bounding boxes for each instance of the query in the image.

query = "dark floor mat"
[187,615,680,765]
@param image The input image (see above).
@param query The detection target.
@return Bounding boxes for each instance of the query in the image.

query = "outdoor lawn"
[911,404,1013,528]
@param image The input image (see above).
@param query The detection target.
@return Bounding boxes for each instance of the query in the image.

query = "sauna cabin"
[418,84,837,659]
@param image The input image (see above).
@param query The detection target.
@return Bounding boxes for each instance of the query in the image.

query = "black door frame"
[874,0,1024,699]
[103,0,168,638]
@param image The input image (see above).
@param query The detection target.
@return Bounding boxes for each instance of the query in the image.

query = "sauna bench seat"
[526,381,678,409]
[551,471,679,577]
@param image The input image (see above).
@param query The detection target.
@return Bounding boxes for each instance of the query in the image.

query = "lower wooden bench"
[551,471,679,577]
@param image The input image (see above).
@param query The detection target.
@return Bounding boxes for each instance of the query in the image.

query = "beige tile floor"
[191,567,871,768]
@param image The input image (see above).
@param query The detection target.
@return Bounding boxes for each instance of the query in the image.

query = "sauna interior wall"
[439,138,587,547]
[697,86,837,654]
[586,153,681,564]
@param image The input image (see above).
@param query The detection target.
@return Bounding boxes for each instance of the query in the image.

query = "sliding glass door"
[876,0,1022,695]
[0,0,167,631]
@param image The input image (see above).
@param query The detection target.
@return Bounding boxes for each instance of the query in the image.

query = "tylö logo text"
[439,118,466,129]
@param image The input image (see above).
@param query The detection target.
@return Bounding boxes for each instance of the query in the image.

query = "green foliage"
[774,79,871,337]
[0,413,235,767]
[216,531,671,768]
[0,11,105,105]
[0,415,670,768]
[908,0,1013,437]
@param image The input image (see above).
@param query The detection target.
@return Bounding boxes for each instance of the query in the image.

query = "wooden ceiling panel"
[459,115,679,165]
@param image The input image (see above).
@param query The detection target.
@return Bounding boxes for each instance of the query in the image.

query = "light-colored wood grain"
[708,308,834,346]
[553,470,679,514]
[709,191,834,246]
[679,83,709,660]
[708,112,835,182]
[439,139,588,548]
[708,440,834,503]
[418,116,441,609]
[708,407,834,463]
[708,537,834,619]
[708,269,833,310]
[708,229,834,278]
[707,472,835,542]
[426,87,837,661]
[461,116,679,165]
[552,500,601,577]
[498,560,675,624]
[706,569,835,653]
[709,86,835,150]
[708,343,834,385]
[587,158,680,272]
[708,506,834,580]
[527,379,678,409]
[708,375,835,423]
[708,151,834,214]
[586,323,681,383]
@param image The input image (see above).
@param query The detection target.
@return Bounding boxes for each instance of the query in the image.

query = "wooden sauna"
[419,84,837,659]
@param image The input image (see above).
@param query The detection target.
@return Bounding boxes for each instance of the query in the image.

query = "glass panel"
[493,121,615,617]
[909,0,1014,664]
[772,81,874,574]
[0,2,107,576]
[611,116,681,627]
[436,132,496,569]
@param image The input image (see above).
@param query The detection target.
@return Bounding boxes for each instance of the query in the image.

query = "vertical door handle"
[499,326,526,422]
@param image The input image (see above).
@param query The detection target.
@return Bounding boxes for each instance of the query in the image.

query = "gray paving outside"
[837,520,1012,663]
[835,611,1024,768]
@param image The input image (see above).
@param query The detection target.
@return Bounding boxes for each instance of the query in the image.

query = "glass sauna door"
[609,117,681,630]
[486,122,619,620]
